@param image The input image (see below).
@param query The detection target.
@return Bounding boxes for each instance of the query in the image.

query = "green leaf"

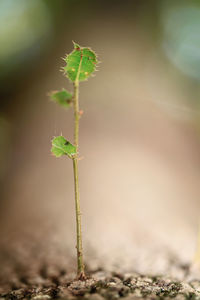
[50,89,73,108]
[63,42,98,82]
[51,136,76,158]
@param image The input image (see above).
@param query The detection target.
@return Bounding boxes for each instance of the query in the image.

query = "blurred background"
[1,0,200,284]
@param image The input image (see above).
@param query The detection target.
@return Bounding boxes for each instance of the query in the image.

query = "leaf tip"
[72,41,81,50]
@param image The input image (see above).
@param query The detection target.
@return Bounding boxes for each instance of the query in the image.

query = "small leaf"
[50,89,73,108]
[63,42,98,82]
[51,136,76,158]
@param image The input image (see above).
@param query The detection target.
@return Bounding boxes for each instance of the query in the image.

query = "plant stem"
[194,220,200,265]
[73,81,85,279]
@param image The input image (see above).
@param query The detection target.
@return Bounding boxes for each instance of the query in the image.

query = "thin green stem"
[72,80,85,279]
[194,219,200,265]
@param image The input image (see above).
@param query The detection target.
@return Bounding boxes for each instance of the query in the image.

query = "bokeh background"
[1,0,200,282]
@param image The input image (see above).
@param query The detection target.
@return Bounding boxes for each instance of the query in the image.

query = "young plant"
[50,42,98,280]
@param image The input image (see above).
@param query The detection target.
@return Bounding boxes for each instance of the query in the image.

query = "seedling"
[50,42,98,280]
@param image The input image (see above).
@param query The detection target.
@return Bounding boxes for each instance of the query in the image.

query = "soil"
[1,265,200,300]
[0,222,200,300]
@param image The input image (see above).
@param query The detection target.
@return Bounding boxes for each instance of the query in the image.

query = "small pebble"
[32,296,51,300]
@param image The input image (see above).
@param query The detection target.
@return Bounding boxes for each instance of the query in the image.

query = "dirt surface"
[2,262,200,300]
[1,270,200,300]
[0,230,200,300]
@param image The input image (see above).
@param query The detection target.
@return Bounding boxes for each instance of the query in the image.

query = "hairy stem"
[73,81,85,279]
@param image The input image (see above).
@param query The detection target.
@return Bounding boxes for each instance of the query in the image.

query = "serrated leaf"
[51,136,76,158]
[63,42,98,82]
[50,89,73,108]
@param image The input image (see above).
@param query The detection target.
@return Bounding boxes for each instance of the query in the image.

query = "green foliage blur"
[0,0,68,92]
